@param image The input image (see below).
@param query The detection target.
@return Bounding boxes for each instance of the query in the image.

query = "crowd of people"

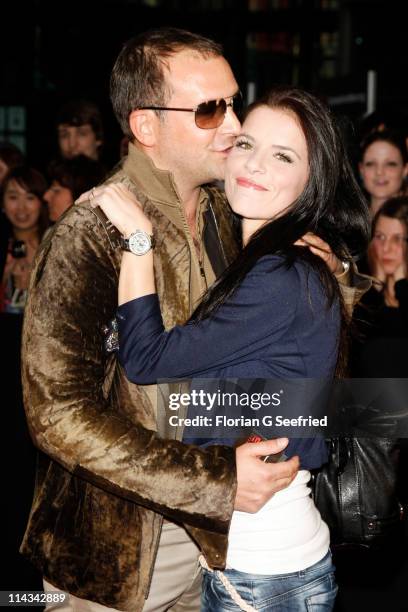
[1,26,408,612]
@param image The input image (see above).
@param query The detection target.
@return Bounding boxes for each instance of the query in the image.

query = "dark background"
[1,0,407,171]
[2,1,408,608]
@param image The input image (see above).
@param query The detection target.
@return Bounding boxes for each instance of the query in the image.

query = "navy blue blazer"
[117,255,340,469]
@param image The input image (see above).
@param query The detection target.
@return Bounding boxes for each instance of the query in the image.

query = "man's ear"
[129,109,158,147]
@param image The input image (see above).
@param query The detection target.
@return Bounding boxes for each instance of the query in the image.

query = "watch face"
[128,230,152,255]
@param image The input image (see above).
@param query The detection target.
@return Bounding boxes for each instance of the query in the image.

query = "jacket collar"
[123,142,184,208]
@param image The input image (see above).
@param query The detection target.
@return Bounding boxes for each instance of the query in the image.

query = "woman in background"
[1,165,48,591]
[352,196,408,377]
[1,165,48,314]
[359,131,408,218]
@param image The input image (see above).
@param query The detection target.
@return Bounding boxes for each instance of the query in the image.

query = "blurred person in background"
[44,155,106,223]
[351,195,408,377]
[0,142,26,276]
[1,165,48,592]
[1,166,48,314]
[359,130,408,218]
[358,107,408,151]
[338,198,408,612]
[55,98,105,162]
[0,141,25,187]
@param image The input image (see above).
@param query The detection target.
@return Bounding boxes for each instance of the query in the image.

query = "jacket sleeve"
[22,204,236,534]
[117,256,300,383]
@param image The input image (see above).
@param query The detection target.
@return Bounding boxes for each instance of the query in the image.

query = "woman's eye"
[275,152,293,163]
[235,139,252,150]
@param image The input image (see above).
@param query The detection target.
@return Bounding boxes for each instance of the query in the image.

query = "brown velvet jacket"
[20,145,240,611]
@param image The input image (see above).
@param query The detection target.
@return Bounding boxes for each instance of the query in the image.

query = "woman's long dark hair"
[192,86,371,373]
[372,195,408,235]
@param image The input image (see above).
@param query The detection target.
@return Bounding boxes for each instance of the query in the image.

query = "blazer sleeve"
[22,204,236,534]
[117,256,300,383]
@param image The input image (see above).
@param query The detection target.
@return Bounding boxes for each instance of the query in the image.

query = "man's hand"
[295,233,344,275]
[234,438,299,513]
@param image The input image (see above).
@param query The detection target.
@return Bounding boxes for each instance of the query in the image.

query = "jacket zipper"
[208,197,228,269]
[145,197,222,598]
[179,204,207,314]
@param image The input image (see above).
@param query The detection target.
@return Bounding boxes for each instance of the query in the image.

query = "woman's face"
[359,141,407,202]
[225,106,309,228]
[44,180,74,222]
[3,179,42,231]
[372,215,407,275]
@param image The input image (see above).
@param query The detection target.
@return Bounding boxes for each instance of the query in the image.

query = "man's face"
[152,51,241,192]
[57,123,102,160]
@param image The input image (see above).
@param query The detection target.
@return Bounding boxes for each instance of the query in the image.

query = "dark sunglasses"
[139,92,243,129]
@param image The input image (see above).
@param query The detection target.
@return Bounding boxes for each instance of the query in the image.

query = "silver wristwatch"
[121,229,155,255]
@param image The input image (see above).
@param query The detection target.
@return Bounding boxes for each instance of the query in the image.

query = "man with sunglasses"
[21,27,356,612]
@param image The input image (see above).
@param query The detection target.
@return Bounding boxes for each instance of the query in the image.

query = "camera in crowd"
[11,240,27,259]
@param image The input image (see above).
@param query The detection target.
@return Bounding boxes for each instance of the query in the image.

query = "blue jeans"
[201,550,337,611]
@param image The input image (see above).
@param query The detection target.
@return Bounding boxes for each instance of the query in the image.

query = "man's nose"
[221,106,241,135]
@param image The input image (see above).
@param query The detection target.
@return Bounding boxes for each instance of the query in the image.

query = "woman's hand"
[367,241,386,288]
[393,260,407,283]
[294,233,345,275]
[384,261,407,306]
[80,184,152,237]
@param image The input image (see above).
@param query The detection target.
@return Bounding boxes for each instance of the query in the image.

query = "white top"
[226,470,329,575]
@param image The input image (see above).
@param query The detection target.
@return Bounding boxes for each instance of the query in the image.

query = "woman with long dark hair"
[1,165,49,314]
[1,165,48,591]
[88,87,369,611]
[352,195,408,377]
[359,130,408,218]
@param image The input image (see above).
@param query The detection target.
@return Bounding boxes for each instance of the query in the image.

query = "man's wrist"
[123,225,153,238]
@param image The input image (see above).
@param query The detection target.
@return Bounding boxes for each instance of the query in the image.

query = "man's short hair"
[110,27,223,139]
[56,99,104,142]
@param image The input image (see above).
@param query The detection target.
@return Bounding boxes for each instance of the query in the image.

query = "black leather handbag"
[312,437,404,549]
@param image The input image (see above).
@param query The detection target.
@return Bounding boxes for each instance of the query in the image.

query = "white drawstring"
[199,555,258,612]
